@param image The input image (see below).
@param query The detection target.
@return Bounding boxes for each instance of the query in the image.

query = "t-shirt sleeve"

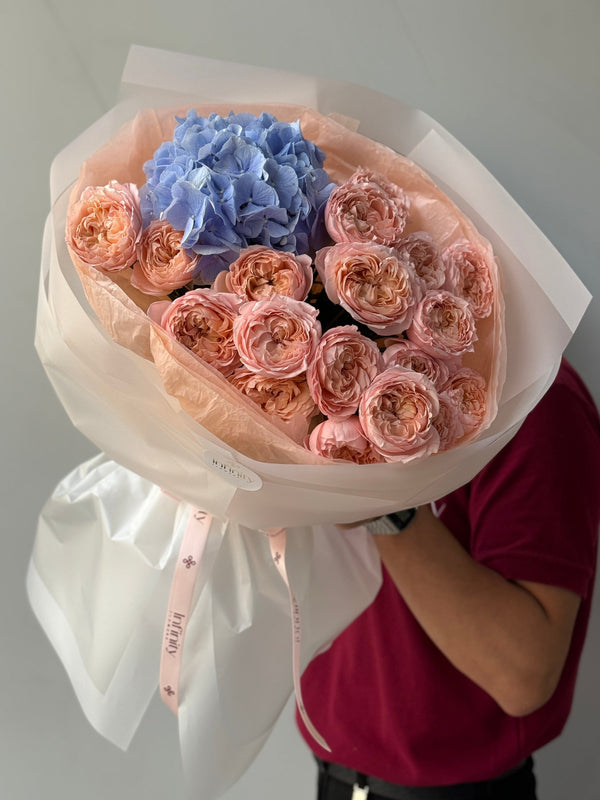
[468,375,600,598]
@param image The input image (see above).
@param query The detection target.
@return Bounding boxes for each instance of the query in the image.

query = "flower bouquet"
[29,46,591,799]
[65,102,504,468]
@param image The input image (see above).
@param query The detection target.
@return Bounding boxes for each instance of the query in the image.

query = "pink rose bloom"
[443,240,495,319]
[213,246,313,302]
[358,367,441,463]
[233,295,321,378]
[316,242,421,336]
[396,232,445,292]
[131,220,200,295]
[307,326,383,419]
[152,289,241,376]
[432,391,465,452]
[66,180,142,272]
[442,368,488,436]
[325,167,410,247]
[307,417,384,464]
[407,290,477,359]
[229,368,316,423]
[382,340,453,390]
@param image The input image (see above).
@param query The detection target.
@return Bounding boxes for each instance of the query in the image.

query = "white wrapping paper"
[29,454,381,798]
[30,45,592,799]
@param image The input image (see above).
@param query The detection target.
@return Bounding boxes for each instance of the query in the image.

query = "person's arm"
[369,504,581,717]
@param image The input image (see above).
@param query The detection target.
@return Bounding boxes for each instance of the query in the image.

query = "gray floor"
[2,1,600,798]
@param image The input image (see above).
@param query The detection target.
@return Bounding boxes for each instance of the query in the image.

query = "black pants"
[316,757,537,800]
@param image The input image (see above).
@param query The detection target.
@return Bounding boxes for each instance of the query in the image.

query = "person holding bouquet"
[37,64,599,799]
[300,359,600,800]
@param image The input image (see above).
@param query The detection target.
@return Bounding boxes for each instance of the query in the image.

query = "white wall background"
[2,1,599,798]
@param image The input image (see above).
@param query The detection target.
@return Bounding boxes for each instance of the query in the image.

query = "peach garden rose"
[229,369,316,423]
[213,245,313,302]
[407,290,477,359]
[442,367,488,436]
[396,232,445,292]
[307,326,383,419]
[358,367,441,462]
[308,417,384,464]
[382,339,453,391]
[315,241,421,336]
[66,180,142,272]
[443,240,495,319]
[150,289,242,376]
[131,219,200,295]
[433,391,465,452]
[232,295,321,378]
[325,167,410,247]
[358,367,440,462]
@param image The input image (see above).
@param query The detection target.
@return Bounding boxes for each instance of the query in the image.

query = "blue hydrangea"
[140,110,335,283]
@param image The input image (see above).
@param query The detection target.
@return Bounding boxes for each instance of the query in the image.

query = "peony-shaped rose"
[66,180,142,272]
[307,417,384,464]
[232,295,321,378]
[407,290,477,359]
[325,167,410,247]
[382,339,452,390]
[316,242,421,335]
[443,240,495,319]
[433,391,465,452]
[229,368,316,423]
[131,220,200,295]
[150,289,241,376]
[307,326,383,419]
[396,232,445,292]
[442,367,488,437]
[213,245,313,302]
[358,367,441,462]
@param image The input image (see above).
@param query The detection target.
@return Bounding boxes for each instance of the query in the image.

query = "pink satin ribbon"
[159,508,212,714]
[159,510,330,753]
[263,527,331,752]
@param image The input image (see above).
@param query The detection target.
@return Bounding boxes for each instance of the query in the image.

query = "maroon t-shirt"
[298,360,600,786]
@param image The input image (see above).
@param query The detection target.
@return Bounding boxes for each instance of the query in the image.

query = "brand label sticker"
[203,451,263,491]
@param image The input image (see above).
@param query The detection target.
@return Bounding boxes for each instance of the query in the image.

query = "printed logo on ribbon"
[164,610,186,657]
[160,508,212,716]
[203,451,263,491]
